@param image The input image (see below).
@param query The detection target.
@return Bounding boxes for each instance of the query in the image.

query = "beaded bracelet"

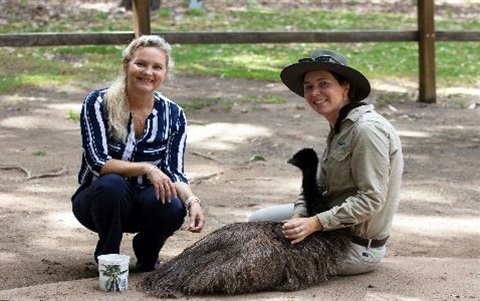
[185,196,202,210]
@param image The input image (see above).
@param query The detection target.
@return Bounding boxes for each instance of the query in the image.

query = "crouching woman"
[249,49,403,275]
[71,35,205,272]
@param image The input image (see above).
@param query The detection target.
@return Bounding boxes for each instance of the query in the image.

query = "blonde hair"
[105,35,175,141]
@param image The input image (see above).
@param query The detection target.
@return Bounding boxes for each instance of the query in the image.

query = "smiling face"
[303,69,350,125]
[124,46,167,97]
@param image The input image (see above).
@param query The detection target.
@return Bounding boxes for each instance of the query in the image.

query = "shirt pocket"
[327,148,352,189]
[142,142,168,155]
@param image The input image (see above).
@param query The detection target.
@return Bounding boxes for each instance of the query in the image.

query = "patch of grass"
[375,92,410,108]
[294,103,306,110]
[95,12,109,20]
[32,150,47,156]
[186,8,206,16]
[150,8,420,32]
[248,94,286,105]
[178,96,233,112]
[435,42,479,85]
[0,46,121,93]
[0,6,478,93]
[53,45,122,56]
[0,76,21,94]
[157,8,171,17]
[173,44,290,80]
[67,110,81,122]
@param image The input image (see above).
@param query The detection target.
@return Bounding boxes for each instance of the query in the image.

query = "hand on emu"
[282,216,323,244]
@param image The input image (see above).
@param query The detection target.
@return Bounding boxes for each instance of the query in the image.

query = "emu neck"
[301,165,320,203]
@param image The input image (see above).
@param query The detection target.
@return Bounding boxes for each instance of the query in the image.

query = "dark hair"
[329,71,366,134]
[330,71,357,102]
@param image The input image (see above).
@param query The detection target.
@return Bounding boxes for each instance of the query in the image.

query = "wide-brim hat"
[280,49,371,101]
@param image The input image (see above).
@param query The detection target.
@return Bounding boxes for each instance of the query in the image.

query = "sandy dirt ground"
[0,73,479,300]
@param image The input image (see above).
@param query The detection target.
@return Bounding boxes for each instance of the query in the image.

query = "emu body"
[140,148,351,298]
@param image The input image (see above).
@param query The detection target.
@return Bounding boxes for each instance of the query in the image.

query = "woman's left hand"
[187,203,205,233]
[282,216,323,244]
[147,166,177,204]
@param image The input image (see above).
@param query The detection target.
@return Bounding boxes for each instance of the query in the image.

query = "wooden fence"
[1,0,479,103]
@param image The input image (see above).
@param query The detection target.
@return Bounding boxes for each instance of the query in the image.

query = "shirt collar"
[344,103,374,123]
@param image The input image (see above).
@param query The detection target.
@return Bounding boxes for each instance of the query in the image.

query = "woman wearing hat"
[249,49,403,275]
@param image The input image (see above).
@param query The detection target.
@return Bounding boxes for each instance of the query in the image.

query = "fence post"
[132,0,151,37]
[418,0,436,103]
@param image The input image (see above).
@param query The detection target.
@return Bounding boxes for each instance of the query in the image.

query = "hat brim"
[280,61,371,101]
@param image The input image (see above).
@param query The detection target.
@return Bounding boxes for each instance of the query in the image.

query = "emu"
[287,147,329,215]
[140,148,350,298]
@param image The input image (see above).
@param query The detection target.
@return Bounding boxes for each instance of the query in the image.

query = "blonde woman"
[72,35,204,271]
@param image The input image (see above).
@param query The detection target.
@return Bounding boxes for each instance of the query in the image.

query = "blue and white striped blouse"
[77,88,189,188]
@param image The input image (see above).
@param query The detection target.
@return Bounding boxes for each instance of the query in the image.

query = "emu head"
[287,148,319,172]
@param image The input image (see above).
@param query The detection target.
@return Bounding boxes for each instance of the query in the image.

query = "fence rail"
[1,30,479,47]
[1,0,479,103]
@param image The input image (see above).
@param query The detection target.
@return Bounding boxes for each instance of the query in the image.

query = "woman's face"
[303,69,350,125]
[125,46,167,96]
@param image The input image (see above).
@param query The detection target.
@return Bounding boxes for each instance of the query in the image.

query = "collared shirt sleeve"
[80,90,111,176]
[162,108,189,184]
[317,120,391,231]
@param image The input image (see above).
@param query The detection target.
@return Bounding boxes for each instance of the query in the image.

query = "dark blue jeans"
[72,173,186,270]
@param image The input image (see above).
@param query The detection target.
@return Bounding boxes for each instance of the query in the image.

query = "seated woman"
[71,35,205,272]
[249,49,403,275]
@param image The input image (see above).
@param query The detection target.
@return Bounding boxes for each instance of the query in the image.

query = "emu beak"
[287,158,293,165]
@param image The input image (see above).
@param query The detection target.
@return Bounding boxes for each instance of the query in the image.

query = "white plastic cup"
[97,254,130,292]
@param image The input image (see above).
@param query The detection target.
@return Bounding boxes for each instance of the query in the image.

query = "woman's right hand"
[187,202,205,233]
[282,216,323,244]
[145,164,177,203]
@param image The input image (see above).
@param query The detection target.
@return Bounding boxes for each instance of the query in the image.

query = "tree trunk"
[119,0,161,11]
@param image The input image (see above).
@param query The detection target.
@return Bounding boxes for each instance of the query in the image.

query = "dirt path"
[0,76,479,300]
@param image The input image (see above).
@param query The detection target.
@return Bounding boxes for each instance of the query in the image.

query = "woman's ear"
[342,82,351,100]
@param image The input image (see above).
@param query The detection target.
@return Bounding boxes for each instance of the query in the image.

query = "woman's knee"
[248,204,295,222]
[157,197,186,231]
[90,174,131,203]
[169,197,187,227]
[336,243,386,275]
[93,174,129,194]
[86,174,134,221]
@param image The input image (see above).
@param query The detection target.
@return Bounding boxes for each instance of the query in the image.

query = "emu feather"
[140,148,351,298]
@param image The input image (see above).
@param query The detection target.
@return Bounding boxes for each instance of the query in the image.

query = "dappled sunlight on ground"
[0,251,18,264]
[401,186,455,205]
[19,183,73,194]
[1,115,60,130]
[397,130,432,138]
[0,193,54,211]
[394,213,479,236]
[372,79,418,94]
[188,122,272,151]
[438,86,480,97]
[46,210,82,230]
[1,94,51,105]
[0,103,80,131]
[45,102,82,112]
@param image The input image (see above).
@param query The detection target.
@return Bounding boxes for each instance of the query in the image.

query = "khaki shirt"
[294,105,403,240]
